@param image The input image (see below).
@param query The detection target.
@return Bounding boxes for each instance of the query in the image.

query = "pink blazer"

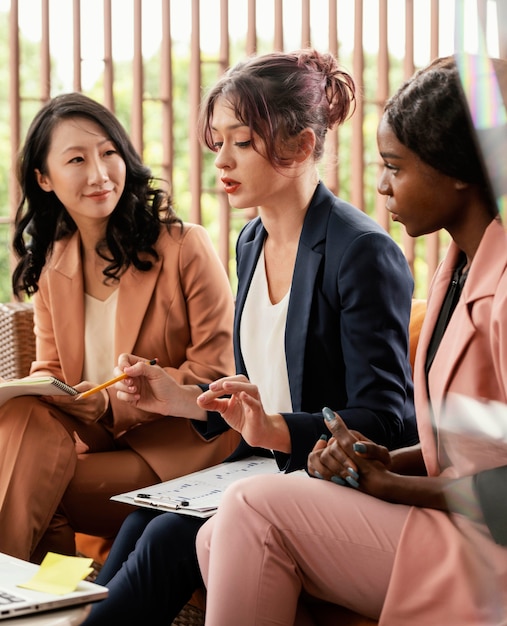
[380,219,507,626]
[30,223,240,479]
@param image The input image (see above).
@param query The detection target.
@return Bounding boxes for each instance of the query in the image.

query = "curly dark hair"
[12,92,182,298]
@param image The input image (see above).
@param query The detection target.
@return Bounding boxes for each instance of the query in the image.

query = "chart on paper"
[112,456,282,518]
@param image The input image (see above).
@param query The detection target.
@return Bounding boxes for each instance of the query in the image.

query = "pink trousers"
[196,472,410,626]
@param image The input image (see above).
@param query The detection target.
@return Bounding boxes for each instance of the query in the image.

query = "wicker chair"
[0,299,427,626]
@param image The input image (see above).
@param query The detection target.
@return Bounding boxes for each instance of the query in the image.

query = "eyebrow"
[210,123,249,131]
[379,151,402,160]
[60,137,114,155]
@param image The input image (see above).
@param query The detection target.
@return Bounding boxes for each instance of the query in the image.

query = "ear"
[294,128,316,163]
[35,168,53,192]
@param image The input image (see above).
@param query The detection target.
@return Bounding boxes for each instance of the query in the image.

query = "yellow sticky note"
[18,552,94,595]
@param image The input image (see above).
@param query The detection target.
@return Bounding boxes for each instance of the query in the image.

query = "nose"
[214,144,232,170]
[377,168,391,197]
[88,157,109,186]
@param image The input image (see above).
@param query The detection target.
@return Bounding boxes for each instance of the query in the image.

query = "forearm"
[378,472,453,511]
[383,473,485,522]
[170,384,207,420]
[241,412,292,453]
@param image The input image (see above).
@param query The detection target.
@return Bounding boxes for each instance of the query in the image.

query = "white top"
[240,247,292,414]
[82,289,118,384]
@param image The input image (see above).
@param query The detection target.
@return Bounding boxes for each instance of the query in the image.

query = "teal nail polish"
[314,471,324,479]
[347,467,359,480]
[353,442,367,453]
[345,475,359,489]
[319,434,328,442]
[331,475,346,486]
[322,407,335,423]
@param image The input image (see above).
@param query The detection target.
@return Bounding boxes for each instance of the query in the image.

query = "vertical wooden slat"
[103,0,114,112]
[273,0,283,52]
[216,0,231,272]
[40,0,50,101]
[73,0,82,92]
[301,0,311,47]
[8,0,20,283]
[375,0,389,231]
[160,0,173,193]
[424,0,441,292]
[402,0,416,276]
[247,0,257,54]
[131,0,143,154]
[324,0,339,196]
[189,0,202,224]
[351,0,364,211]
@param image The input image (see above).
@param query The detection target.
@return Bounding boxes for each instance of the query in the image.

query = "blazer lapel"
[234,221,266,373]
[419,220,507,473]
[285,186,329,411]
[429,220,507,416]
[47,233,86,383]
[415,242,463,475]
[114,259,162,357]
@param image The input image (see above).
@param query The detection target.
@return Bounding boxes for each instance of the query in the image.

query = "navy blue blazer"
[199,182,418,471]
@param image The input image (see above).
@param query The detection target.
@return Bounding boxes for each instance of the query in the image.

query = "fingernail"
[345,475,360,489]
[322,407,335,423]
[353,442,367,453]
[319,434,328,442]
[331,475,346,486]
[347,467,359,480]
[314,471,324,479]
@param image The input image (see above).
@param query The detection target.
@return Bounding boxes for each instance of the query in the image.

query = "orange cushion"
[75,533,112,565]
[409,298,426,374]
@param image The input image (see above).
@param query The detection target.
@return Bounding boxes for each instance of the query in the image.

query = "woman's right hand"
[113,353,205,419]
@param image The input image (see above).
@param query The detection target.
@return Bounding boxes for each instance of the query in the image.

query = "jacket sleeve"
[280,229,416,472]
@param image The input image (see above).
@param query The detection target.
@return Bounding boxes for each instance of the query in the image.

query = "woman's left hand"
[45,382,108,424]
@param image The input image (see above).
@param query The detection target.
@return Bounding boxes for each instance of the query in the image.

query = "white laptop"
[0,552,108,620]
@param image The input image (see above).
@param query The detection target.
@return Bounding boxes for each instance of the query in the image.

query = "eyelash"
[212,140,251,151]
[384,162,399,173]
[68,149,117,164]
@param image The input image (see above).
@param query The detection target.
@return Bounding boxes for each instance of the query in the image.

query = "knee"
[137,513,204,560]
[0,397,73,449]
[196,516,214,560]
[121,510,160,538]
[220,475,272,516]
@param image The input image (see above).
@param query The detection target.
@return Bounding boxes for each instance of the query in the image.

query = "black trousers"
[82,509,206,626]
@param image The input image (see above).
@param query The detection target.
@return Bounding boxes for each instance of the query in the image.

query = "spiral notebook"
[0,376,78,406]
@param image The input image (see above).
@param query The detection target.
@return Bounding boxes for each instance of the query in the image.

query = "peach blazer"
[30,223,239,479]
[380,219,507,626]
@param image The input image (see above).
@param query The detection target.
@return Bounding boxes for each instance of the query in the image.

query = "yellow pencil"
[78,359,157,399]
